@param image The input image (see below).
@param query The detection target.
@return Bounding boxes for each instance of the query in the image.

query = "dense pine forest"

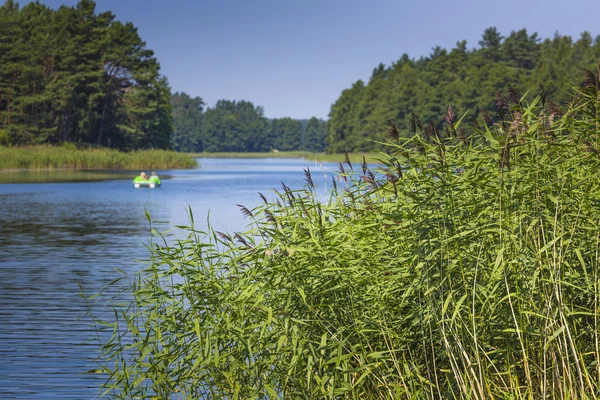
[2,0,600,155]
[0,0,326,153]
[327,28,600,152]
[0,0,173,150]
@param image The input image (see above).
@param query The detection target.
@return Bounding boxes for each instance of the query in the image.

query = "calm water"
[0,158,336,399]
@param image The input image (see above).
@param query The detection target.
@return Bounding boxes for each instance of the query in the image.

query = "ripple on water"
[0,158,338,398]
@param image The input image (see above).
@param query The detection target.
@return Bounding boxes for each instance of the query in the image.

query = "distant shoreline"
[188,151,382,164]
[0,145,197,171]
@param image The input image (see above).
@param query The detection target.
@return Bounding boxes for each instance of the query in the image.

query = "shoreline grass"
[188,151,382,163]
[0,145,198,170]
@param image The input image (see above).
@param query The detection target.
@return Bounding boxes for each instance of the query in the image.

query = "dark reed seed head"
[508,85,521,106]
[385,168,398,184]
[482,109,493,125]
[264,210,276,223]
[387,120,400,141]
[539,85,546,107]
[459,128,467,144]
[331,175,337,191]
[281,182,294,201]
[415,113,423,132]
[303,168,314,188]
[583,69,598,89]
[426,121,439,140]
[234,233,250,248]
[286,193,295,207]
[344,152,353,170]
[362,156,367,176]
[368,170,377,188]
[237,204,253,218]
[217,231,233,243]
[258,192,268,204]
[495,92,510,112]
[443,105,455,126]
[338,161,345,175]
[410,112,417,134]
[508,111,523,139]
[395,161,403,178]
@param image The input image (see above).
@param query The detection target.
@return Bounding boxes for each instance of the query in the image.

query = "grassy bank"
[93,78,600,398]
[0,145,197,170]
[189,150,382,164]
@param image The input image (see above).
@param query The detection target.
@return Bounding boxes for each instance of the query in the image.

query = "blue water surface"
[0,158,337,399]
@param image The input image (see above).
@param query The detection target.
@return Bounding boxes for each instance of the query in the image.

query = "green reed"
[0,144,197,170]
[91,67,600,399]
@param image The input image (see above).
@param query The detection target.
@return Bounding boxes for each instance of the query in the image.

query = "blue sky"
[27,0,600,119]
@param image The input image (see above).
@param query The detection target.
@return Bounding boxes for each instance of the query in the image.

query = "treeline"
[0,0,171,150]
[170,93,328,153]
[328,28,600,152]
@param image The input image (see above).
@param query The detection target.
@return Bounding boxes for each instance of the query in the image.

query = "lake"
[0,158,337,399]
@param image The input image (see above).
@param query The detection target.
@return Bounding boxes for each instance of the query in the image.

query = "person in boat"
[149,171,159,182]
[139,172,148,181]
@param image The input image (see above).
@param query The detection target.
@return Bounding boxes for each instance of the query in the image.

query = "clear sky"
[26,0,600,119]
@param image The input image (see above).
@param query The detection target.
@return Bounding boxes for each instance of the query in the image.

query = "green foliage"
[171,92,205,152]
[92,73,600,398]
[171,94,328,153]
[269,117,303,151]
[201,100,269,152]
[0,0,172,150]
[327,27,600,153]
[302,117,328,152]
[0,145,196,169]
[327,79,366,153]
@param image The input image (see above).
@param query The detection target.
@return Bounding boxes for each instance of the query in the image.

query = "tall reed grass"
[91,66,600,399]
[0,145,197,170]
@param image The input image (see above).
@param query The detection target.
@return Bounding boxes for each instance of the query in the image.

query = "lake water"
[0,158,337,399]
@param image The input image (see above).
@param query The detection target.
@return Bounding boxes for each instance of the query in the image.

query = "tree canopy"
[0,0,172,150]
[4,8,597,156]
[170,95,328,153]
[327,28,600,152]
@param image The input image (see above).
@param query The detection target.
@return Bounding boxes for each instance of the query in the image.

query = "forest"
[0,0,326,153]
[170,93,328,153]
[0,0,173,150]
[2,0,600,155]
[327,28,600,152]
